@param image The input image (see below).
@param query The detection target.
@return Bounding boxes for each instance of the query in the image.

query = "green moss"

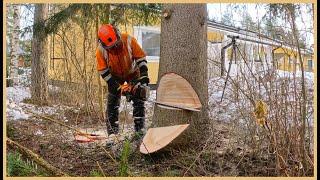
[6,123,15,138]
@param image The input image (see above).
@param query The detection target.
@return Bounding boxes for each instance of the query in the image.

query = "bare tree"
[31,4,49,105]
[286,4,308,172]
[9,4,20,86]
[152,4,209,143]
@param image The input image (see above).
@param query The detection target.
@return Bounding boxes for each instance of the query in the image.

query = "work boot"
[106,93,121,136]
[106,122,119,136]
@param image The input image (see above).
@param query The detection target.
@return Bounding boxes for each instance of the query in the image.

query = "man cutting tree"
[96,24,150,144]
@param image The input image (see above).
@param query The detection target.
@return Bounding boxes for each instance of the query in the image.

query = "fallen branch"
[183,132,213,176]
[25,110,122,164]
[25,109,103,141]
[100,145,118,164]
[6,138,69,177]
[96,161,107,177]
[24,109,83,134]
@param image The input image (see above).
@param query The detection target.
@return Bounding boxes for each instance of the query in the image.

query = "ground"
[5,68,315,177]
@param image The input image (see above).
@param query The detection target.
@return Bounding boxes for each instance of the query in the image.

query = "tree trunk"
[31,4,49,105]
[9,4,20,86]
[152,4,209,143]
[95,5,107,119]
[288,5,308,173]
[6,5,13,85]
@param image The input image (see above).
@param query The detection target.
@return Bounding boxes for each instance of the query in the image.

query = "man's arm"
[96,48,121,93]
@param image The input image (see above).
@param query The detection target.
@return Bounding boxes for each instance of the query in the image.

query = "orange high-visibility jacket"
[96,33,147,82]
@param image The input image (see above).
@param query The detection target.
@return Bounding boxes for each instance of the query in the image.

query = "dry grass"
[206,47,314,176]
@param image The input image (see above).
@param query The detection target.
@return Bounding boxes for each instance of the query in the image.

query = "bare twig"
[183,132,213,176]
[100,145,118,164]
[96,161,107,177]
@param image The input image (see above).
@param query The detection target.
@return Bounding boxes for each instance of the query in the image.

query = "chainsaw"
[120,82,150,102]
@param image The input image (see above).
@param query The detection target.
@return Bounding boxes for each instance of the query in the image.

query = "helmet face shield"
[98,24,121,50]
[100,38,121,50]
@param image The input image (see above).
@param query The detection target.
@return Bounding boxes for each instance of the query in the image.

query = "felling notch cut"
[154,73,202,112]
[139,73,201,154]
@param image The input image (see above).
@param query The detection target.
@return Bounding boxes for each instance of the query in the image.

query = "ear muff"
[113,26,121,41]
[98,38,105,47]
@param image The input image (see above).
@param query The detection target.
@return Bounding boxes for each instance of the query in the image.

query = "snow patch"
[7,106,30,120]
[276,70,314,81]
[34,129,44,136]
[6,85,73,121]
[6,86,31,103]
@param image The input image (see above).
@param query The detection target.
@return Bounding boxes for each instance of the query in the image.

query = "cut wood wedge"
[140,124,189,154]
[156,73,201,111]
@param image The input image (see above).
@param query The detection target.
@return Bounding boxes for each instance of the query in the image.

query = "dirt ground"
[6,79,314,177]
[6,105,287,177]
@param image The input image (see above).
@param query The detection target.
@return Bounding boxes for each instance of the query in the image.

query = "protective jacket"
[96,33,147,82]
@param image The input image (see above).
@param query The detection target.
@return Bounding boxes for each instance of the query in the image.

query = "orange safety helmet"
[98,24,121,49]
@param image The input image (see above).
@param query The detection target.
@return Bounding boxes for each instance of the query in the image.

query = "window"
[259,46,265,62]
[142,31,160,57]
[288,57,293,64]
[134,26,160,61]
[253,46,261,62]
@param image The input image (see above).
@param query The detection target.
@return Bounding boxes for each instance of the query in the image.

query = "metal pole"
[220,36,236,102]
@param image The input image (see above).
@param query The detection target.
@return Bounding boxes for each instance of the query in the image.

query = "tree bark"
[152,4,209,143]
[9,4,20,86]
[31,4,49,105]
[95,9,105,119]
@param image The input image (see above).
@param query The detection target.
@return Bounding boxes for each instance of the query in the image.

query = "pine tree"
[152,4,209,143]
[31,4,49,105]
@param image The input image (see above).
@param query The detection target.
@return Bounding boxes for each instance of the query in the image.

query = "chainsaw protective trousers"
[106,84,121,135]
[132,96,145,132]
[106,78,146,135]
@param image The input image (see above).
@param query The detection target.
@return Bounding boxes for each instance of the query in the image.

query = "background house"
[48,20,314,87]
[274,47,314,72]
